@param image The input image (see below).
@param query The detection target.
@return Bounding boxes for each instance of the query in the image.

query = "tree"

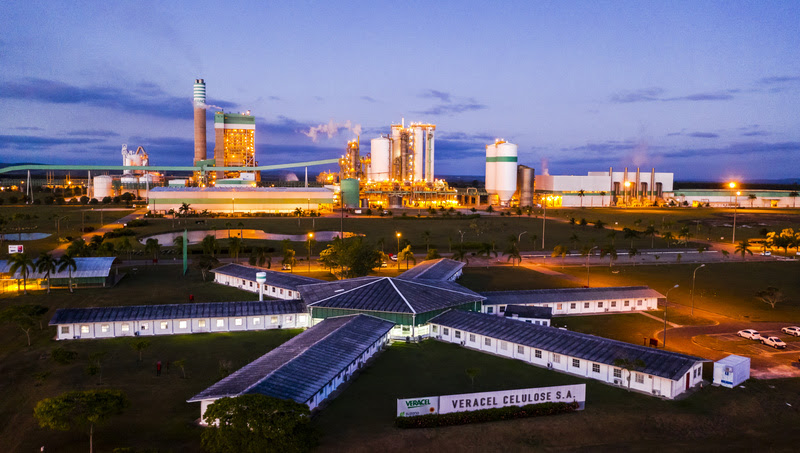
[144,238,161,261]
[466,367,481,389]
[613,358,645,391]
[36,252,58,293]
[282,246,297,273]
[622,228,640,248]
[398,244,416,270]
[201,235,219,256]
[451,245,469,264]
[178,202,191,217]
[58,254,78,292]
[628,247,639,266]
[9,252,34,294]
[662,232,675,248]
[735,239,753,261]
[601,245,617,267]
[505,242,522,266]
[201,394,316,453]
[593,220,606,229]
[789,191,799,208]
[173,234,185,252]
[756,286,783,309]
[578,189,585,208]
[130,338,150,362]
[195,254,220,280]
[485,205,494,214]
[551,244,568,268]
[643,225,659,248]
[174,358,188,379]
[569,233,580,250]
[118,236,134,260]
[426,248,442,260]
[228,236,243,263]
[0,304,48,346]
[721,250,730,259]
[422,230,431,251]
[250,247,272,268]
[748,193,757,208]
[67,238,92,257]
[34,389,129,453]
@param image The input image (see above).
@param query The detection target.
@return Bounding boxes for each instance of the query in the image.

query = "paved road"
[50,208,148,257]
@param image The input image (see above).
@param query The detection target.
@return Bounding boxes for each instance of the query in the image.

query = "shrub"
[396,401,578,428]
[51,347,79,365]
[126,219,149,228]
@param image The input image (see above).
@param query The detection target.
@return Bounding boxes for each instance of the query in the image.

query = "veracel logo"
[405,399,430,408]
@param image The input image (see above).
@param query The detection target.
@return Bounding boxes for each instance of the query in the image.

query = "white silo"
[485,142,497,197]
[495,142,518,206]
[93,175,113,200]
[370,137,391,181]
[412,126,425,181]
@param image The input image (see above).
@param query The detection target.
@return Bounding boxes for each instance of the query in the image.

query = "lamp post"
[728,182,737,244]
[541,197,547,250]
[396,232,401,270]
[691,264,705,317]
[663,284,679,348]
[518,231,527,244]
[56,216,68,240]
[586,246,598,287]
[307,232,314,273]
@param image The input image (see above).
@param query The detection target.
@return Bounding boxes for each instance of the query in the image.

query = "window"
[432,325,438,333]
[553,354,560,363]
[81,325,90,334]
[535,349,542,359]
[499,305,506,313]
[234,318,243,326]
[443,327,449,335]
[518,345,525,354]
[584,302,590,309]
[216,319,224,327]
[285,315,294,324]
[280,289,284,294]
[570,303,576,309]
[500,341,507,350]
[637,299,643,306]
[484,338,492,346]
[611,301,617,307]
[592,363,600,373]
[487,306,494,314]
[598,302,604,308]
[635,373,645,384]
[455,330,461,339]
[198,320,206,328]
[556,303,563,310]
[288,291,293,297]
[253,317,261,325]
[121,323,130,332]
[469,334,476,342]
[160,321,169,330]
[271,316,278,324]
[101,324,110,333]
[572,358,580,368]
[402,326,411,334]
[61,326,70,334]
[624,300,630,307]
[179,321,187,329]
[614,369,622,378]
[141,323,149,330]
[249,281,253,287]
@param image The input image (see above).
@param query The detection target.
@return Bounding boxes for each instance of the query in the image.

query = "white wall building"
[147,186,334,214]
[212,264,322,300]
[430,310,706,399]
[503,305,552,326]
[49,301,309,340]
[481,286,663,316]
[535,168,674,207]
[670,189,800,208]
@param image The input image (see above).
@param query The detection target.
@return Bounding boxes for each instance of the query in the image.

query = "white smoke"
[196,102,225,111]
[303,119,362,142]
[541,157,549,176]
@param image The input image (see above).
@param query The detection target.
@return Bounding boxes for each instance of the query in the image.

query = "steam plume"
[303,119,362,142]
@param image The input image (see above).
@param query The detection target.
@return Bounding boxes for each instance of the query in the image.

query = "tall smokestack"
[193,79,207,166]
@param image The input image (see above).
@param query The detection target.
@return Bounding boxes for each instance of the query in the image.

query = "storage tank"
[370,137,391,181]
[93,175,113,200]
[518,165,534,207]
[495,142,518,206]
[412,127,425,181]
[485,142,497,196]
[341,178,360,209]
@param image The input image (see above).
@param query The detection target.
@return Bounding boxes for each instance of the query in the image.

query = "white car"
[781,326,800,337]
[761,336,787,349]
[760,251,771,256]
[737,329,761,340]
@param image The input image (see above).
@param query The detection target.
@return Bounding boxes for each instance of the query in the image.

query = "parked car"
[761,336,787,349]
[389,254,398,261]
[380,261,388,268]
[760,251,771,256]
[737,329,761,340]
[281,264,292,271]
[781,326,800,337]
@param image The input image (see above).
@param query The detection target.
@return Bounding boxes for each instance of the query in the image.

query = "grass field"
[458,267,581,292]
[551,313,666,345]
[314,341,800,452]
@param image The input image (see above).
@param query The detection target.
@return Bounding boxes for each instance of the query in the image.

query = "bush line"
[395,401,579,429]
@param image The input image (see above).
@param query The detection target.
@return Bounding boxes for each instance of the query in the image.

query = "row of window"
[63,315,306,335]
[487,299,647,314]
[223,277,293,297]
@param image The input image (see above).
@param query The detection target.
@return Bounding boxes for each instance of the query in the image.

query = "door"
[685,372,690,390]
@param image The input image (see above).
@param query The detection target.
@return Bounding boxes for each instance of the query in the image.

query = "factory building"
[49,300,309,340]
[363,120,435,184]
[214,111,257,180]
[429,310,706,399]
[481,286,663,316]
[0,257,118,292]
[188,314,394,417]
[485,139,519,206]
[146,186,334,214]
[211,264,323,300]
[535,168,674,207]
[670,189,800,208]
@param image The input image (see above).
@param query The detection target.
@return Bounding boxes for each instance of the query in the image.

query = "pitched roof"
[0,257,117,279]
[503,305,553,319]
[298,277,484,314]
[481,286,664,306]
[211,263,322,290]
[187,314,394,404]
[430,310,705,381]
[398,258,465,281]
[49,300,305,325]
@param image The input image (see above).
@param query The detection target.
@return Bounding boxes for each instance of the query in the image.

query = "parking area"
[707,330,800,354]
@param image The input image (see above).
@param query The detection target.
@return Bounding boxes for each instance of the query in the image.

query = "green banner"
[485,156,518,163]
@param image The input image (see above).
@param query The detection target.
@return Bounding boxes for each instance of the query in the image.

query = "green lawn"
[314,341,800,452]
[551,313,666,345]
[458,267,581,292]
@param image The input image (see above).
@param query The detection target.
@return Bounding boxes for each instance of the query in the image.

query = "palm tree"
[178,202,191,217]
[144,238,161,261]
[422,230,431,251]
[249,246,271,268]
[735,239,753,261]
[237,221,245,238]
[35,252,58,294]
[578,189,585,208]
[789,191,799,208]
[225,222,232,238]
[662,232,674,248]
[57,254,78,293]
[628,247,639,266]
[67,238,91,257]
[451,245,469,264]
[9,252,35,294]
[748,193,757,208]
[398,244,416,270]
[613,358,646,391]
[606,230,617,246]
[622,227,639,248]
[569,233,580,251]
[476,242,497,259]
[601,245,617,267]
[599,191,607,206]
[201,235,219,257]
[172,234,184,252]
[643,225,658,248]
[282,247,297,273]
[551,244,568,268]
[228,236,242,263]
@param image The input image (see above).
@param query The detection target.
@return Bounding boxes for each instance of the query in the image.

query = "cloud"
[561,140,638,154]
[0,134,105,150]
[0,77,238,119]
[360,95,378,103]
[687,132,719,138]
[757,75,800,85]
[663,141,800,159]
[301,119,362,143]
[666,92,735,101]
[609,87,665,103]
[66,129,120,137]
[268,96,281,101]
[419,90,452,103]
[13,126,43,131]
[417,101,488,116]
[741,131,769,137]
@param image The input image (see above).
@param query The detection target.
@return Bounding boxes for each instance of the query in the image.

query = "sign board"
[397,384,585,417]
[9,245,23,254]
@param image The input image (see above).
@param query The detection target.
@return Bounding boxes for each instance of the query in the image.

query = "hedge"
[395,401,579,429]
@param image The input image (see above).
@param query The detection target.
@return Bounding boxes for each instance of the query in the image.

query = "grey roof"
[430,310,705,381]
[481,286,664,306]
[188,314,394,404]
[398,258,465,281]
[298,277,484,314]
[0,257,116,279]
[504,305,553,320]
[212,264,323,290]
[49,300,305,325]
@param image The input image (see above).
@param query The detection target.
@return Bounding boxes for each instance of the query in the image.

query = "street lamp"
[396,232,401,270]
[518,231,527,244]
[56,216,69,240]
[691,264,705,317]
[663,284,679,348]
[541,197,547,250]
[307,232,314,272]
[728,182,737,243]
[586,246,598,287]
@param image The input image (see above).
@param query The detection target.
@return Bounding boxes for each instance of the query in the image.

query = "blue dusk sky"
[1,1,799,181]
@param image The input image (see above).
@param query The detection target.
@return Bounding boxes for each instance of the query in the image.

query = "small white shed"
[713,355,750,388]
